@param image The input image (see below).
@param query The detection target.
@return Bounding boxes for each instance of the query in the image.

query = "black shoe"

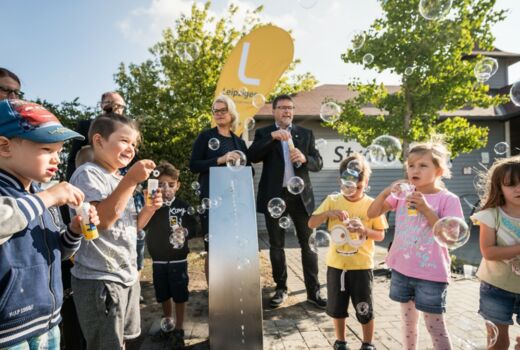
[171,329,185,349]
[307,290,327,309]
[151,329,171,342]
[270,289,288,308]
[333,340,350,350]
[359,343,376,350]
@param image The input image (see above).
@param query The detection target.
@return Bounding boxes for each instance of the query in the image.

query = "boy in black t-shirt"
[144,162,200,349]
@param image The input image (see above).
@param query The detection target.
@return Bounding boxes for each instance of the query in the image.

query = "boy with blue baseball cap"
[0,99,99,349]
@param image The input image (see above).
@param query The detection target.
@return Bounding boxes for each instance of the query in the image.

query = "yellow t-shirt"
[313,194,388,270]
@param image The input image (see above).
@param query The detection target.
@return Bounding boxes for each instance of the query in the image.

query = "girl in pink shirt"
[368,139,463,350]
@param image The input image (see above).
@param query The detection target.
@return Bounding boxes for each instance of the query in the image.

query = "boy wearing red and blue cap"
[0,99,99,349]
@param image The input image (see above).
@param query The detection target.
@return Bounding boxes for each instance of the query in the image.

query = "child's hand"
[144,188,163,210]
[69,203,100,236]
[125,160,156,185]
[39,182,85,208]
[346,217,366,235]
[407,191,430,213]
[386,179,409,197]
[327,210,349,221]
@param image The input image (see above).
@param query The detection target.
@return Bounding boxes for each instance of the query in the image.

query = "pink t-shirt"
[386,189,463,283]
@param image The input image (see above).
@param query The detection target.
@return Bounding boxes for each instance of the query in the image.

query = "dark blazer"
[248,123,323,216]
[189,127,250,198]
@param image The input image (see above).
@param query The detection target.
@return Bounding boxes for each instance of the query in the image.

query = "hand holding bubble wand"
[287,138,302,168]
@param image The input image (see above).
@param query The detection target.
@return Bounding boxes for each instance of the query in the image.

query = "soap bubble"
[330,225,348,245]
[175,42,200,62]
[390,181,415,200]
[493,142,509,155]
[363,53,374,65]
[245,118,256,131]
[152,169,160,177]
[340,183,357,196]
[279,216,291,229]
[452,311,498,349]
[191,181,200,191]
[404,66,415,76]
[226,150,247,171]
[344,218,367,248]
[187,206,195,215]
[309,229,331,254]
[196,205,205,215]
[298,0,318,9]
[369,135,402,164]
[160,317,175,332]
[418,0,452,20]
[315,138,327,150]
[252,94,266,108]
[287,176,305,195]
[347,30,366,50]
[433,216,470,250]
[511,81,520,106]
[474,57,498,82]
[239,87,248,96]
[169,225,186,249]
[204,233,210,242]
[320,102,342,123]
[268,197,286,219]
[208,138,220,151]
[201,198,211,210]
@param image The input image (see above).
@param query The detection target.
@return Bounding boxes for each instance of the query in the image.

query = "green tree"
[334,0,509,158]
[115,1,316,200]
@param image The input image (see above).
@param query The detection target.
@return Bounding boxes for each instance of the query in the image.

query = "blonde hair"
[406,136,452,181]
[213,95,239,131]
[479,156,520,210]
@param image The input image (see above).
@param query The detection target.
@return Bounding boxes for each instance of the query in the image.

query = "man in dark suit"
[249,94,325,309]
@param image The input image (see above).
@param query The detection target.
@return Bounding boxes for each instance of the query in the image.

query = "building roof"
[467,47,520,65]
[255,84,512,120]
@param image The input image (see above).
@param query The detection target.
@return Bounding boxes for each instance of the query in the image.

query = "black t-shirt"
[144,197,200,261]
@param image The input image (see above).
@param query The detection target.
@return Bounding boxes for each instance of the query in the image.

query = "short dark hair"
[339,153,372,182]
[156,161,180,180]
[272,94,294,109]
[88,113,140,145]
[0,68,21,85]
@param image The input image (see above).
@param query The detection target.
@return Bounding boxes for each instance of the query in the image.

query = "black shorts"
[152,261,189,303]
[326,267,374,323]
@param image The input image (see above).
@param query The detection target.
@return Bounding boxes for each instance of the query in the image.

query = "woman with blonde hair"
[189,94,250,282]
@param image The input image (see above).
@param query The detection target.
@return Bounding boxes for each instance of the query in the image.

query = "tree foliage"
[115,1,317,200]
[334,0,509,158]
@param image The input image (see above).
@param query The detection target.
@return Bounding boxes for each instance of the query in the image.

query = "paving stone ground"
[136,232,520,350]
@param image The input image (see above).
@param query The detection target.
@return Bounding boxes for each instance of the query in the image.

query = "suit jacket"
[189,127,250,199]
[248,123,323,216]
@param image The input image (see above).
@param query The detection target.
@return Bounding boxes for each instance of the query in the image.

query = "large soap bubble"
[418,0,452,20]
[390,180,415,200]
[452,311,498,349]
[279,216,291,229]
[347,30,366,50]
[309,229,331,254]
[268,197,286,219]
[369,135,402,164]
[511,81,520,106]
[493,142,509,155]
[226,150,247,171]
[252,94,266,108]
[474,57,498,82]
[320,102,341,123]
[433,216,470,250]
[208,138,220,151]
[287,176,305,195]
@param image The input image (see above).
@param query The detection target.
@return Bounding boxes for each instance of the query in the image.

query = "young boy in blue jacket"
[0,99,99,349]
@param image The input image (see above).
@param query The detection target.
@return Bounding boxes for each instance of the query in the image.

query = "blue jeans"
[389,270,448,314]
[2,325,60,350]
[479,281,520,325]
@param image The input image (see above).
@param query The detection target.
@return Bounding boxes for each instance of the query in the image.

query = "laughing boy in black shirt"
[144,162,200,349]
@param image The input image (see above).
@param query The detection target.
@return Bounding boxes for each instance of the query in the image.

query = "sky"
[2,0,520,107]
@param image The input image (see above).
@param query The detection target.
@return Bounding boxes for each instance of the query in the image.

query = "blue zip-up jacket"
[0,169,82,348]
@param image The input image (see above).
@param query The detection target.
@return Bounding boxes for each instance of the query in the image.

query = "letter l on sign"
[238,42,260,86]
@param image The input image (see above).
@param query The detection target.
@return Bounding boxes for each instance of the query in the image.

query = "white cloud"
[117,0,298,48]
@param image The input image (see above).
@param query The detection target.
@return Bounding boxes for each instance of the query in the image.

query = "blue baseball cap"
[0,99,84,143]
